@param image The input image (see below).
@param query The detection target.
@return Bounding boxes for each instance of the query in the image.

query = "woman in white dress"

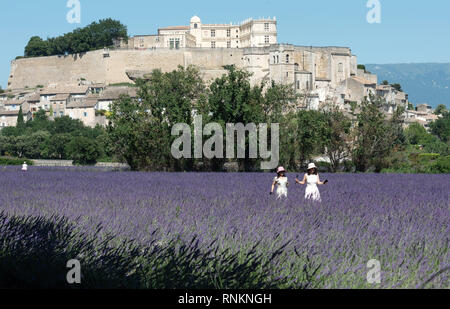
[295,163,328,202]
[21,161,28,172]
[270,166,289,199]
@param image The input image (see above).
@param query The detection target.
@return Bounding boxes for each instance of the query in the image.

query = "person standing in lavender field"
[295,163,328,202]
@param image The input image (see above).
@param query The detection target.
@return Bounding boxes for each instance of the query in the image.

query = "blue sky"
[1,0,450,89]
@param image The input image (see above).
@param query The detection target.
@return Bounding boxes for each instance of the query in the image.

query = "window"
[211,30,215,37]
[83,112,87,117]
[194,23,198,29]
[175,38,180,49]
[264,23,269,31]
[297,81,300,89]
[211,41,216,49]
[273,56,276,63]
[227,41,231,48]
[286,54,290,63]
[286,72,289,77]
[338,63,343,73]
[227,29,231,37]
[276,55,279,63]
[265,36,269,44]
[169,38,175,49]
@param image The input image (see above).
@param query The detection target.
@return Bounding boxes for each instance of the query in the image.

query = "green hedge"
[0,157,34,166]
[418,153,440,163]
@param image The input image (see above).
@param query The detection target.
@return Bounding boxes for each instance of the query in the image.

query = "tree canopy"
[24,19,128,57]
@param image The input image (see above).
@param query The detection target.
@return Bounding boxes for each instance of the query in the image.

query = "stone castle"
[1,16,415,129]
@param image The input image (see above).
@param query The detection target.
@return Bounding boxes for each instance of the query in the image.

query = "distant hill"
[365,63,450,109]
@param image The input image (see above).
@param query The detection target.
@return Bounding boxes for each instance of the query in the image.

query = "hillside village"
[0,16,441,130]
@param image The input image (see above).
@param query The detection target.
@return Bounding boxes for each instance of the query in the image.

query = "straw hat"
[307,163,317,170]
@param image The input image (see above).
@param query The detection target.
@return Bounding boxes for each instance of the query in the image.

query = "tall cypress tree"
[17,106,25,128]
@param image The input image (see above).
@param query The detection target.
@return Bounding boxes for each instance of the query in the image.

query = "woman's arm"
[295,174,307,185]
[270,180,277,194]
[317,174,326,185]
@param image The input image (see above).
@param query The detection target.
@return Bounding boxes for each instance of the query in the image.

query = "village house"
[65,97,99,128]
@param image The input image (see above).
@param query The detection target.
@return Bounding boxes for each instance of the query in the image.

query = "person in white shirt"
[22,162,28,172]
[270,166,289,199]
[295,163,328,202]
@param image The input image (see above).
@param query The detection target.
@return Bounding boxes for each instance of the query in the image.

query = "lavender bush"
[0,167,448,288]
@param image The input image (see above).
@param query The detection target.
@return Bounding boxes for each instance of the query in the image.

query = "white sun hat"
[307,163,317,170]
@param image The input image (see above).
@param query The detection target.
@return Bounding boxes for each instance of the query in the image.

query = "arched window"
[286,54,290,63]
[273,56,276,64]
[194,24,198,29]
[276,55,279,63]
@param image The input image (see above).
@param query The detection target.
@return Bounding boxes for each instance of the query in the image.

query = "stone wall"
[8,48,247,90]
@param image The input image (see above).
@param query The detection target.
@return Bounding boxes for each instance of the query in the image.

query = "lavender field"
[0,166,448,288]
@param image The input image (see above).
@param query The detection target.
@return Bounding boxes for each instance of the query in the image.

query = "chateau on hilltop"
[118,16,278,49]
[1,16,420,129]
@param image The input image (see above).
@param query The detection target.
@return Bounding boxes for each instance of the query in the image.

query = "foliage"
[66,136,101,165]
[108,65,298,172]
[24,19,128,57]
[352,96,405,172]
[434,104,447,116]
[430,111,450,143]
[0,113,107,163]
[322,106,352,172]
[0,157,33,166]
[390,83,403,92]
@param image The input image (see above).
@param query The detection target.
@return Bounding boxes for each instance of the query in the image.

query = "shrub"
[0,157,34,166]
[418,153,440,163]
[431,156,450,174]
[66,136,101,165]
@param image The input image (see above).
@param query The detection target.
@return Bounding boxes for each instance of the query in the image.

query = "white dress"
[305,174,321,202]
[274,176,288,199]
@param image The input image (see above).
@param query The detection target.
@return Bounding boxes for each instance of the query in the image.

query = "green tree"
[17,106,24,129]
[41,133,73,159]
[66,136,101,165]
[352,96,405,172]
[322,107,352,172]
[434,104,447,116]
[430,111,450,142]
[391,83,403,92]
[280,110,328,170]
[405,123,430,145]
[24,19,128,57]
[24,36,50,57]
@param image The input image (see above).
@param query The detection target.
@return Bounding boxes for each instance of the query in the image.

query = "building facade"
[119,16,277,50]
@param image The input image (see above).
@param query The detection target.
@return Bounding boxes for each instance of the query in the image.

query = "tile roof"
[50,93,70,101]
[99,87,137,100]
[41,85,89,95]
[351,76,376,85]
[66,98,98,109]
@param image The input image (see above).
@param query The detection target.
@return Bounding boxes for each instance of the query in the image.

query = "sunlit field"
[0,167,448,289]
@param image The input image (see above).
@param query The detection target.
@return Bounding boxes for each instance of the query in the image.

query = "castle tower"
[190,15,202,47]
